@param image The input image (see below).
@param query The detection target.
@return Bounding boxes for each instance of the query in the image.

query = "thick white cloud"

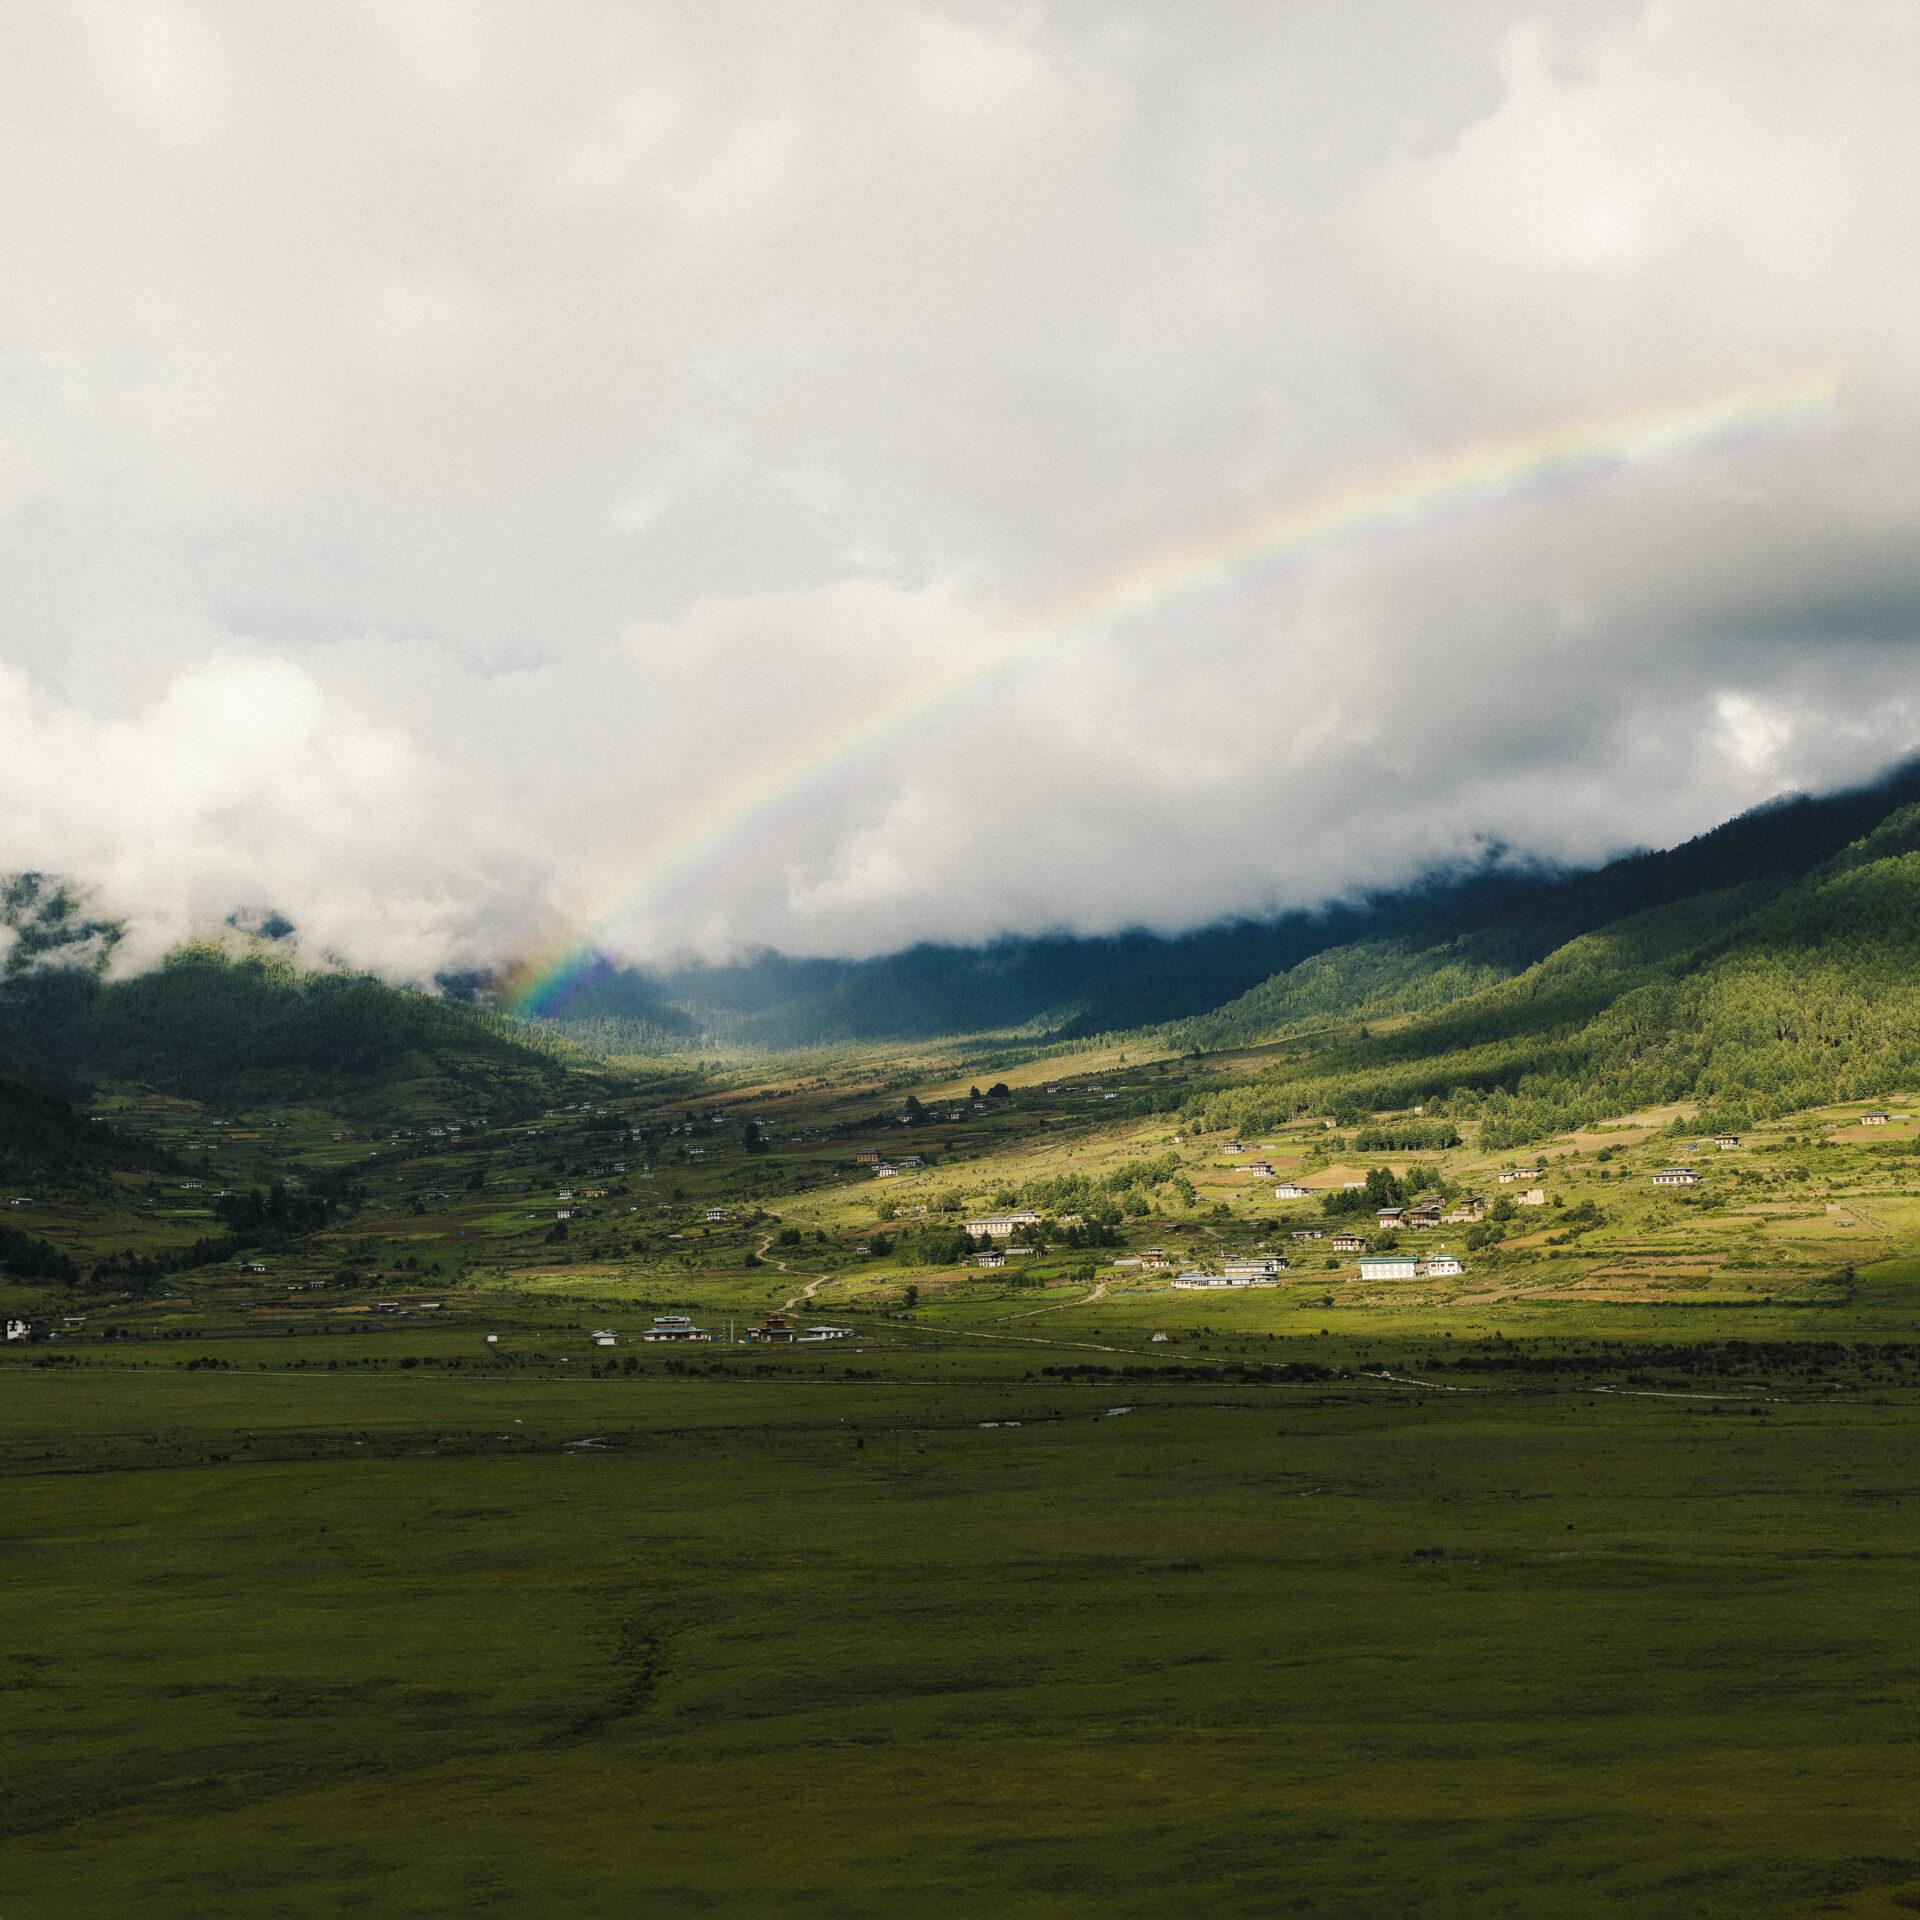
[0,0,1916,973]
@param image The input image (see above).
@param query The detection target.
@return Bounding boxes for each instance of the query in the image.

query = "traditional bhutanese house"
[1443,1195,1486,1223]
[974,1250,1006,1268]
[642,1314,711,1342]
[1291,1228,1326,1241]
[1273,1182,1312,1199]
[1715,1134,1741,1150]
[1406,1202,1442,1230]
[1222,1258,1284,1282]
[1513,1188,1547,1206]
[746,1315,798,1344]
[798,1325,852,1342]
[1331,1232,1368,1253]
[1862,1112,1889,1126]
[592,1330,618,1347]
[1652,1167,1699,1186]
[855,1150,882,1166]
[1376,1206,1405,1227]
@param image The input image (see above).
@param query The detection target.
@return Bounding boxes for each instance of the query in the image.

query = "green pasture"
[3,1360,1915,1918]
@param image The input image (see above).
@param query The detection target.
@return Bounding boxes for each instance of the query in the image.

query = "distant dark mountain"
[533,756,1920,1050]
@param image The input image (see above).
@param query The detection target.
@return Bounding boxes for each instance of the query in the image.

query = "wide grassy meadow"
[5,1048,1918,1915]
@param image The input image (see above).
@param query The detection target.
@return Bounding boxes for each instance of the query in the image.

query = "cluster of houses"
[609,1313,852,1346]
[744,1314,853,1345]
[857,1149,929,1178]
[1172,1255,1291,1289]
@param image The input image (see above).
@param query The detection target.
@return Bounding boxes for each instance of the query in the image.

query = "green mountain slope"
[0,946,579,1112]
[1184,805,1920,1148]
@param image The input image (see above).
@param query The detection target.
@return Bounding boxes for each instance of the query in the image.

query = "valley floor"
[4,1058,1919,1914]
[4,1351,1917,1916]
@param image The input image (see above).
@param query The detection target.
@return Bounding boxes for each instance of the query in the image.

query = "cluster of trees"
[0,1221,79,1283]
[213,1181,338,1238]
[1320,1167,1405,1218]
[1317,1166,1442,1218]
[1352,1120,1460,1152]
[93,1233,244,1287]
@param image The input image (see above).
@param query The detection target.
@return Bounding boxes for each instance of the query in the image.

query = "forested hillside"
[1179,804,1920,1148]
[0,946,575,1110]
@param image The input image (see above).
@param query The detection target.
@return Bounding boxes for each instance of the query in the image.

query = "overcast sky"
[2,1,1917,978]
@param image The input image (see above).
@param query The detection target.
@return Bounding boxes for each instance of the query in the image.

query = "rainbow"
[507,369,1838,1015]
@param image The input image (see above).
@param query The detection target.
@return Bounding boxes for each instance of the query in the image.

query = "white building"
[1420,1255,1464,1277]
[642,1315,710,1342]
[1273,1182,1312,1200]
[965,1208,1041,1238]
[1652,1168,1699,1187]
[1359,1256,1419,1281]
[5,1317,29,1342]
[1513,1188,1547,1206]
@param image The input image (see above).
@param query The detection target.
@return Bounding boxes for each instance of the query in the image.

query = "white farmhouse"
[1652,1167,1700,1187]
[1359,1256,1418,1281]
[1273,1182,1312,1200]
[965,1208,1041,1238]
